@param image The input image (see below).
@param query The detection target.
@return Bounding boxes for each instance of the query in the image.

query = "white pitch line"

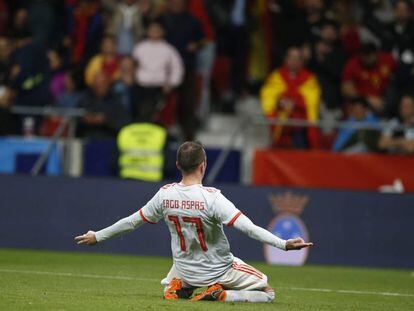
[285,287,414,298]
[0,268,159,282]
[1,268,413,298]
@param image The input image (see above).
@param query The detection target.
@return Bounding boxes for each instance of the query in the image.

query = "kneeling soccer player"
[75,141,313,303]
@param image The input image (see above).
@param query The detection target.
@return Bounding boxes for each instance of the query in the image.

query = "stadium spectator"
[78,73,128,138]
[269,1,306,64]
[362,1,414,103]
[158,0,204,140]
[0,33,15,132]
[11,8,29,37]
[138,0,159,30]
[211,0,250,112]
[0,87,16,135]
[159,0,204,70]
[342,42,397,115]
[333,97,380,153]
[25,0,58,46]
[0,34,15,135]
[261,47,321,149]
[1,0,413,157]
[188,0,216,120]
[388,1,414,99]
[48,48,67,101]
[9,31,51,107]
[0,0,9,36]
[132,21,184,121]
[308,20,347,109]
[303,0,330,45]
[0,35,11,89]
[332,2,361,57]
[361,0,395,46]
[270,0,329,64]
[112,56,136,117]
[56,70,83,108]
[383,0,414,61]
[106,0,144,56]
[67,0,104,63]
[378,94,414,154]
[84,36,121,87]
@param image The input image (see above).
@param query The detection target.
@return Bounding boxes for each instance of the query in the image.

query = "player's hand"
[285,237,313,250]
[75,231,97,246]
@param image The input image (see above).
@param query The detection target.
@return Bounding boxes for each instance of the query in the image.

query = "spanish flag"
[260,67,321,148]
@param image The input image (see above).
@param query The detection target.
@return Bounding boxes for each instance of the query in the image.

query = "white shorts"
[161,257,268,291]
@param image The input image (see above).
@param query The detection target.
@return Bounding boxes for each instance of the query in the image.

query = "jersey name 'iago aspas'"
[139,182,242,286]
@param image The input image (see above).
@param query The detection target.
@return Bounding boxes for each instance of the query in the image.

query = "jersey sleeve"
[95,211,144,242]
[139,190,164,224]
[212,193,242,226]
[232,214,287,250]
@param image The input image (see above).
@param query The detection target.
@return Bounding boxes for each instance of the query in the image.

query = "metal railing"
[10,106,86,176]
[7,106,411,182]
[204,115,412,184]
[11,106,86,117]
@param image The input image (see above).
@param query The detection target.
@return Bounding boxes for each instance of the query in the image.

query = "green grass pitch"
[0,249,413,310]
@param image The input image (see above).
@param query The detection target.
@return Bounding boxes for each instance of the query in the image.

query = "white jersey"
[139,182,242,287]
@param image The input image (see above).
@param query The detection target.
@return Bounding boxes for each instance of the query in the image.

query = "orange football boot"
[190,284,227,302]
[164,278,183,300]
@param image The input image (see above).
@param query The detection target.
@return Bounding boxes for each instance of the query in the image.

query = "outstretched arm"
[74,211,144,245]
[75,191,163,246]
[232,214,313,251]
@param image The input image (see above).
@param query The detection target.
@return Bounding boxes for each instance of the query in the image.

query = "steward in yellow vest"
[117,123,167,181]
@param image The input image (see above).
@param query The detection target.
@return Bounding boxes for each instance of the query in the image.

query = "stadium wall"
[253,150,414,191]
[0,175,413,269]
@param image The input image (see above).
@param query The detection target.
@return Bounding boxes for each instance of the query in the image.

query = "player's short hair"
[177,141,206,174]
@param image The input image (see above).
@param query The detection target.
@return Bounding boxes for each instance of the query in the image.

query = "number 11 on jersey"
[168,216,208,252]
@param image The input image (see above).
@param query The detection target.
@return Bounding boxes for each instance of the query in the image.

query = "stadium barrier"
[9,106,414,185]
[0,175,413,269]
[0,137,241,182]
[253,149,414,191]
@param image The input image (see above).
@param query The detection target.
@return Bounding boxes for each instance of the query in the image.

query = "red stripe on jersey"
[161,183,176,189]
[233,268,263,280]
[232,262,263,275]
[237,263,263,275]
[139,209,156,224]
[232,265,263,279]
[202,186,218,193]
[227,212,242,226]
[232,263,264,279]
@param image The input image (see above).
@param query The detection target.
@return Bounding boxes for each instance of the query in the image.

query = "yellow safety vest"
[117,123,167,182]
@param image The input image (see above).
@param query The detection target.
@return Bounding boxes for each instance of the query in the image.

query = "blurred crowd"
[260,0,414,154]
[0,0,413,155]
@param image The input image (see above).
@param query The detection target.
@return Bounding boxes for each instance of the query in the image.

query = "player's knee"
[264,285,275,302]
[266,291,275,302]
